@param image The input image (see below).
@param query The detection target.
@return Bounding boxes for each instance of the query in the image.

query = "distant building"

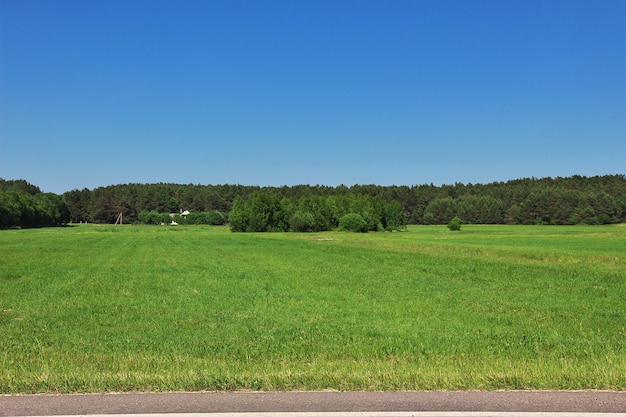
[169,209,190,219]
[169,209,189,226]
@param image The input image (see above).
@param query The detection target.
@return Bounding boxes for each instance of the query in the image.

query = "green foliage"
[425,195,507,225]
[228,196,249,232]
[138,210,171,225]
[0,180,69,228]
[228,193,406,233]
[51,175,626,226]
[0,191,28,227]
[289,210,316,232]
[208,210,228,225]
[423,197,456,224]
[185,211,227,225]
[616,196,626,219]
[338,212,368,232]
[137,210,227,226]
[229,192,286,232]
[297,196,337,231]
[0,179,41,195]
[5,175,626,227]
[32,193,70,226]
[567,214,581,225]
[248,193,285,232]
[383,200,407,231]
[447,216,462,231]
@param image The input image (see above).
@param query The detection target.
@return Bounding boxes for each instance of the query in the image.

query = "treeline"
[60,175,626,226]
[2,175,625,229]
[0,180,70,228]
[229,193,406,232]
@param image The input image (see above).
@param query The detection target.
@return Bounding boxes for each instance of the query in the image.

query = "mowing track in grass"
[0,224,624,392]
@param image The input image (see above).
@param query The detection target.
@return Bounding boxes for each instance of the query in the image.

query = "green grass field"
[1,224,624,393]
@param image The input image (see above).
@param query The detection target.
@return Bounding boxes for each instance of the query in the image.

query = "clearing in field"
[0,224,624,393]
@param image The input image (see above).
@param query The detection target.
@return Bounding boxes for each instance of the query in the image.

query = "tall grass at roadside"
[0,224,624,392]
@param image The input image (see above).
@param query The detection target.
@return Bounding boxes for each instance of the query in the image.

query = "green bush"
[383,200,407,231]
[208,210,227,225]
[186,211,227,225]
[338,213,368,232]
[289,210,316,232]
[447,216,462,231]
[138,210,171,225]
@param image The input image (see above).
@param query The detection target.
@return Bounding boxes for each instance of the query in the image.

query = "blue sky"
[1,0,625,193]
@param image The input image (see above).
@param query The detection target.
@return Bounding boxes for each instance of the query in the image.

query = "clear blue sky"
[1,0,624,193]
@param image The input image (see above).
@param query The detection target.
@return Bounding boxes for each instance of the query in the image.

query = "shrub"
[289,210,316,232]
[138,210,171,225]
[383,200,407,231]
[228,197,249,232]
[338,213,368,232]
[447,216,462,231]
[568,214,581,225]
[208,210,227,225]
[186,211,227,225]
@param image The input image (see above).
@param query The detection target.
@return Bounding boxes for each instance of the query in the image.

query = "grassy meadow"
[0,224,625,393]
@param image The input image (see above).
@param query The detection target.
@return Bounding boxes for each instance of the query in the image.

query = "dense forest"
[2,175,626,229]
[0,179,70,228]
[228,193,407,232]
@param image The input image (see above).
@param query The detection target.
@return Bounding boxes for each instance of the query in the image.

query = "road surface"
[1,391,625,416]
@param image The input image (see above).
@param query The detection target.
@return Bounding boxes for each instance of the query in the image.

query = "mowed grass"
[0,224,624,393]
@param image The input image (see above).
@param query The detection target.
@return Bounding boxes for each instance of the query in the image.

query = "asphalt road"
[1,391,625,416]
